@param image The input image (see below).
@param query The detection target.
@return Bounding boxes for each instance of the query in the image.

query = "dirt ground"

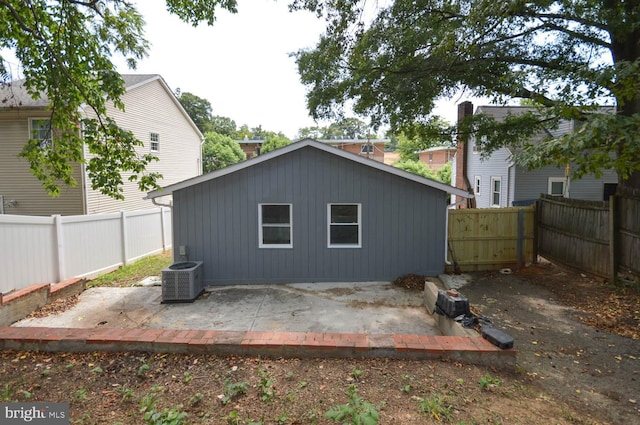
[1,260,638,424]
[461,260,639,425]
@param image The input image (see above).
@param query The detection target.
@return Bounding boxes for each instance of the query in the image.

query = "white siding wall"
[84,78,202,213]
[0,207,172,293]
[0,110,85,216]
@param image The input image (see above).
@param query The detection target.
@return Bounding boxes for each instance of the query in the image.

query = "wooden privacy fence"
[537,193,640,282]
[0,207,172,294]
[447,206,536,272]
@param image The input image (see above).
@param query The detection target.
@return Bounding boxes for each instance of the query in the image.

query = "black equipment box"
[482,326,514,350]
[435,289,470,318]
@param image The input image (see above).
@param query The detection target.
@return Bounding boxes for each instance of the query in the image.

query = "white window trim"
[150,132,160,152]
[360,143,374,154]
[490,176,501,207]
[29,118,52,148]
[474,175,481,195]
[258,203,293,248]
[548,177,566,197]
[327,203,362,248]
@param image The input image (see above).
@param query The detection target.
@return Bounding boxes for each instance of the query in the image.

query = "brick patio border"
[0,326,516,370]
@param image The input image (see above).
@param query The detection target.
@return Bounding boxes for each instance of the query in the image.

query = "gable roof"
[0,74,202,138]
[147,138,472,199]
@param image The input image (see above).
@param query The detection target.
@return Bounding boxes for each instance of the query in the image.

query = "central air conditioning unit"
[161,261,204,303]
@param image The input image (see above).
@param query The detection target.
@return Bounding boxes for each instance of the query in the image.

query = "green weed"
[220,378,249,405]
[325,384,381,424]
[479,373,502,389]
[417,393,453,422]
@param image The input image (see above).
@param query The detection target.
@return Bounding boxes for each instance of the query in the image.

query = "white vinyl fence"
[0,207,172,294]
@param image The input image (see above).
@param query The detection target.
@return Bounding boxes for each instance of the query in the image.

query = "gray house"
[453,103,618,208]
[147,139,470,285]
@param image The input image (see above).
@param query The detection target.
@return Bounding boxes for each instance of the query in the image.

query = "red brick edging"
[0,327,516,370]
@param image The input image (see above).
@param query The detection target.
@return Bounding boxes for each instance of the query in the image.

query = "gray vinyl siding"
[466,141,512,208]
[172,146,448,285]
[514,165,618,202]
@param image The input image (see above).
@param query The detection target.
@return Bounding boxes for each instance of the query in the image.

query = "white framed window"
[472,136,486,154]
[328,203,361,248]
[474,176,481,195]
[259,204,292,248]
[150,132,160,152]
[490,176,501,207]
[360,143,374,154]
[548,177,565,197]
[29,118,52,148]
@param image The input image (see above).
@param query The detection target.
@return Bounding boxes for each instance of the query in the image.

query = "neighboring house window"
[360,143,374,154]
[474,176,481,195]
[473,136,487,154]
[548,177,565,197]
[328,203,361,248]
[259,204,292,248]
[29,118,52,148]
[150,132,160,152]
[429,153,433,162]
[490,176,501,207]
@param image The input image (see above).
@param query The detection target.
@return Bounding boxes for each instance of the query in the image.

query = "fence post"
[121,210,129,266]
[517,208,524,269]
[609,195,617,285]
[533,201,540,264]
[54,214,66,282]
[160,207,167,252]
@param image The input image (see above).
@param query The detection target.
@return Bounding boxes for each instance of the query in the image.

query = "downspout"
[507,161,515,207]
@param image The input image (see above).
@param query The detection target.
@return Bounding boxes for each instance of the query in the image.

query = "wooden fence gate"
[447,206,536,272]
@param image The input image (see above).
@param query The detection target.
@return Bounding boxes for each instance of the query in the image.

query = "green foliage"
[479,373,502,389]
[258,368,276,402]
[88,251,172,288]
[75,388,88,401]
[137,359,151,378]
[0,1,236,198]
[436,162,452,186]
[220,378,249,405]
[297,117,374,140]
[393,160,435,179]
[293,0,640,188]
[325,384,381,425]
[395,117,452,161]
[176,90,212,133]
[260,134,292,154]
[202,132,246,172]
[2,383,13,402]
[416,393,453,422]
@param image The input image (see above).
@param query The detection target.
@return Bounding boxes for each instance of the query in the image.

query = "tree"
[0,1,236,199]
[395,117,451,161]
[176,90,213,133]
[260,134,291,154]
[292,0,640,194]
[210,115,237,137]
[202,132,245,173]
[393,160,435,180]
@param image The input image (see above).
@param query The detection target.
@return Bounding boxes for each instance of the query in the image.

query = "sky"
[118,0,473,139]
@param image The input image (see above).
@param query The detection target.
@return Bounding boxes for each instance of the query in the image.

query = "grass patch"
[87,250,173,288]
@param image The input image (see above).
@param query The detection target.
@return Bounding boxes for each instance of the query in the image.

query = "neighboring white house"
[453,102,618,208]
[0,74,203,216]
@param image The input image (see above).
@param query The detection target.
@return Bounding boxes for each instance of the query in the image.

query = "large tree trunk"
[609,0,640,196]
